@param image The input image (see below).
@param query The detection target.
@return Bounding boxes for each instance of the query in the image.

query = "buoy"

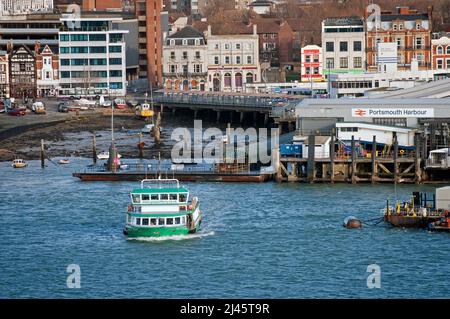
[343,216,362,229]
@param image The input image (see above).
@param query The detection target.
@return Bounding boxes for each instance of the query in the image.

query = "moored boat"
[428,213,450,232]
[58,159,70,165]
[123,179,202,238]
[12,158,27,168]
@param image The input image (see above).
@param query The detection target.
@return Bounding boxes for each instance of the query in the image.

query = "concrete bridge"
[149,90,305,124]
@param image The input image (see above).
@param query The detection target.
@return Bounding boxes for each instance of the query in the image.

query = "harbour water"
[0,158,449,298]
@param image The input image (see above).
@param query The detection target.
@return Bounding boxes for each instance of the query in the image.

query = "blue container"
[280,144,302,158]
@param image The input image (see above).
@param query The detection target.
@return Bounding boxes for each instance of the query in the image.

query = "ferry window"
[142,194,150,201]
[142,218,149,226]
[160,194,169,200]
[127,215,131,223]
[158,218,165,226]
[170,194,178,201]
[182,216,186,224]
[150,218,157,226]
[179,194,187,202]
[136,218,141,226]
[175,217,181,224]
[166,218,174,225]
[132,194,141,203]
[151,194,159,200]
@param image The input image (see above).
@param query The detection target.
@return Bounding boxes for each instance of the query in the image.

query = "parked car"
[114,98,127,109]
[57,102,70,113]
[8,107,27,116]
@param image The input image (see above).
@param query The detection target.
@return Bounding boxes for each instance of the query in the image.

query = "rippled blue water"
[0,158,449,298]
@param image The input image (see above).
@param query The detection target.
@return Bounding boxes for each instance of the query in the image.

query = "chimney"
[253,24,257,35]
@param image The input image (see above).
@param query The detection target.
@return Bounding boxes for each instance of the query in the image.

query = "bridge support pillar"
[216,111,221,123]
[172,108,176,115]
[264,113,269,126]
[239,112,245,123]
[229,111,233,123]
[160,103,164,114]
[194,109,198,119]
[253,112,257,125]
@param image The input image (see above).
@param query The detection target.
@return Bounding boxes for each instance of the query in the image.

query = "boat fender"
[128,205,133,212]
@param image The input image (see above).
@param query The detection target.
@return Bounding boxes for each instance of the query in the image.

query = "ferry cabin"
[125,185,201,237]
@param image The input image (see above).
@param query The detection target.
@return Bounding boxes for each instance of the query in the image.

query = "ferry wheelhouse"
[124,179,202,238]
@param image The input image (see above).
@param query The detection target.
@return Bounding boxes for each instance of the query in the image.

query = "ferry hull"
[124,221,201,238]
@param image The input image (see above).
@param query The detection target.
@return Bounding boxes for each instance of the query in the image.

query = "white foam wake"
[127,231,215,242]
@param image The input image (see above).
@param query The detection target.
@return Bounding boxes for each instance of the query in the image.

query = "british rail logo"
[351,108,435,118]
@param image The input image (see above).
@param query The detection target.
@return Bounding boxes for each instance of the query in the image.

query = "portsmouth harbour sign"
[352,108,435,118]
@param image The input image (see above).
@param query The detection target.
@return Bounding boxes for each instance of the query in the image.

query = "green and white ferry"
[123,179,202,238]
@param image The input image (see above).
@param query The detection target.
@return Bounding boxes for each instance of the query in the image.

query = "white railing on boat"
[140,178,180,189]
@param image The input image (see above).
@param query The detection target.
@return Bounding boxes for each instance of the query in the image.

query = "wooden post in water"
[371,135,377,184]
[393,133,398,183]
[414,133,422,184]
[329,131,335,183]
[351,135,356,184]
[40,139,45,168]
[138,132,144,159]
[154,112,161,145]
[307,135,315,183]
[92,134,97,165]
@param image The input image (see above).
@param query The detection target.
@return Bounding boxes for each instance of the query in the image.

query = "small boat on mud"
[123,178,202,238]
[97,151,122,160]
[58,159,70,165]
[12,158,27,168]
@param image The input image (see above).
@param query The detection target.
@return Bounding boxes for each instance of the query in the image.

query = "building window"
[170,65,176,73]
[194,64,202,73]
[110,70,122,77]
[89,34,106,41]
[437,46,443,54]
[415,37,422,49]
[60,47,69,54]
[109,46,122,53]
[305,55,311,63]
[340,57,348,68]
[214,44,219,50]
[340,41,348,52]
[235,73,242,87]
[236,43,241,50]
[353,57,362,68]
[109,58,122,65]
[447,46,450,54]
[247,56,252,64]
[90,46,106,53]
[225,56,230,64]
[170,52,175,60]
[437,59,443,69]
[246,72,253,83]
[60,34,69,41]
[89,58,106,65]
[224,73,231,87]
[353,41,362,52]
[61,71,70,78]
[195,51,200,59]
[446,58,450,69]
[214,56,219,65]
[224,43,229,50]
[326,58,334,69]
[71,34,88,41]
[326,42,334,52]
[182,51,188,60]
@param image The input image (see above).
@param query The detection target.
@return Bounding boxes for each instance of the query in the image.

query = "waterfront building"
[162,26,207,91]
[58,14,128,97]
[0,50,9,99]
[8,45,37,99]
[35,43,59,97]
[0,0,53,16]
[366,6,433,72]
[0,12,62,52]
[81,0,123,11]
[206,24,260,92]
[322,17,366,75]
[135,0,163,87]
[300,45,323,82]
[431,32,450,79]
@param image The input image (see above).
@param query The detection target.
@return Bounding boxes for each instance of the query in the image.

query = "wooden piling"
[92,134,97,164]
[371,135,377,184]
[138,133,144,158]
[40,139,45,168]
[351,135,356,184]
[329,132,335,183]
[414,133,422,184]
[393,134,399,183]
[154,112,161,145]
[307,135,315,183]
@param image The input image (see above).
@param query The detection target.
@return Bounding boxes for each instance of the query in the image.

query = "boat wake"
[127,231,215,242]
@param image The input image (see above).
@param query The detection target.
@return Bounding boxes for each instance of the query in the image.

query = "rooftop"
[323,16,364,27]
[167,26,205,40]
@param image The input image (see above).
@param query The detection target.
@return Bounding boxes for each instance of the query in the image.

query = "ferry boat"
[123,179,202,238]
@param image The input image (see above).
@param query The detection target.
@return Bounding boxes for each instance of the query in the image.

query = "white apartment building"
[163,26,208,91]
[58,15,128,97]
[206,25,260,92]
[0,0,53,15]
[322,17,366,75]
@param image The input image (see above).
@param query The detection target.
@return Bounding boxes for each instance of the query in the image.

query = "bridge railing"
[153,91,302,109]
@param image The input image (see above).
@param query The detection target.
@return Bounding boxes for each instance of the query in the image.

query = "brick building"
[431,32,450,78]
[35,43,59,97]
[366,6,433,71]
[8,45,37,99]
